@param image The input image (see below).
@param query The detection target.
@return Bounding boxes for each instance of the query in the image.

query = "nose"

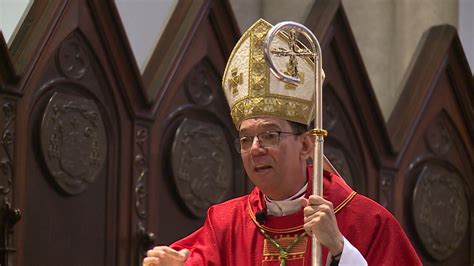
[249,136,266,155]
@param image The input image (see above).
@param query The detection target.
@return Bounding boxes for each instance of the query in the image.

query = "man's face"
[239,117,310,200]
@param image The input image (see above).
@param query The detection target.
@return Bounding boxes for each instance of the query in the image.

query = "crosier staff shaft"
[264,21,326,266]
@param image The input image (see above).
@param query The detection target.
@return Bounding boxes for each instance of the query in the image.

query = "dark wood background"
[0,0,472,265]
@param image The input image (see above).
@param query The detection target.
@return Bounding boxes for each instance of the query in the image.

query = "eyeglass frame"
[234,130,301,153]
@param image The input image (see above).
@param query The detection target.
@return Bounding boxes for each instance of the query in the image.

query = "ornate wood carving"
[424,115,452,156]
[167,54,234,215]
[135,128,148,222]
[0,101,15,196]
[379,169,394,209]
[142,0,240,107]
[153,36,243,243]
[2,0,152,264]
[0,97,20,266]
[171,118,233,218]
[40,92,107,195]
[184,61,216,106]
[57,37,91,80]
[134,126,155,265]
[412,164,468,261]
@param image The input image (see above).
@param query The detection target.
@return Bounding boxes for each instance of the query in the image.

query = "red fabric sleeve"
[364,209,422,265]
[171,206,222,265]
[339,194,422,265]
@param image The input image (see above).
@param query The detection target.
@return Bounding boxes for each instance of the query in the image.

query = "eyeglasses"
[234,131,299,153]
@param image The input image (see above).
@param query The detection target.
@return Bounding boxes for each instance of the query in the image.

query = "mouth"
[254,165,273,172]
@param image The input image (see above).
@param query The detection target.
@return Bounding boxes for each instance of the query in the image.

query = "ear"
[299,132,314,160]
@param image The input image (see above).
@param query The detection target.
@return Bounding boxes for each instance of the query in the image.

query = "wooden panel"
[147,0,245,246]
[306,0,389,201]
[0,0,143,265]
[0,17,21,266]
[306,1,473,265]
[142,0,207,103]
[0,0,242,264]
[0,32,18,86]
[20,19,120,266]
[389,26,473,265]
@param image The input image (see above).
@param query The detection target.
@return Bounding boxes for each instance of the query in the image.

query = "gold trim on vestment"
[334,191,357,213]
[263,235,307,257]
[247,190,358,234]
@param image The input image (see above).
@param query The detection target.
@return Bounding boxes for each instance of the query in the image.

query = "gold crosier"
[264,22,327,266]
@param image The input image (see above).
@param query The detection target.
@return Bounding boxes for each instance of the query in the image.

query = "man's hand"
[143,246,189,266]
[301,196,344,255]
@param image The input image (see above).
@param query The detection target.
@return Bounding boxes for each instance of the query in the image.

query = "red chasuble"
[171,169,422,265]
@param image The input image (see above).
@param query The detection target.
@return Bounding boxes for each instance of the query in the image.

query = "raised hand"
[143,246,189,266]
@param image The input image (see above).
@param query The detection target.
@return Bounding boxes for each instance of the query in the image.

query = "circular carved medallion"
[425,118,452,156]
[57,39,90,79]
[40,92,107,195]
[171,118,232,218]
[184,62,215,106]
[412,164,468,261]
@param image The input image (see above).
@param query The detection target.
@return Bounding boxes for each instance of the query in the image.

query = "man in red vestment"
[143,18,422,266]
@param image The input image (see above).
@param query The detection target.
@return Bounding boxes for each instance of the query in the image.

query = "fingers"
[300,197,308,207]
[147,246,186,260]
[303,214,319,235]
[302,195,336,235]
[144,246,189,266]
[302,207,333,236]
[303,196,333,216]
[303,202,333,217]
[300,195,331,208]
[178,249,190,260]
[307,195,332,206]
[143,257,159,266]
[301,195,344,253]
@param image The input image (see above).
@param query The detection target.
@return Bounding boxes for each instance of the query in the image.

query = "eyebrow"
[239,123,282,135]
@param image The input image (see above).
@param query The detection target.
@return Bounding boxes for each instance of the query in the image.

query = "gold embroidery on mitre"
[231,96,310,126]
[229,68,243,95]
[249,21,270,97]
[221,18,316,127]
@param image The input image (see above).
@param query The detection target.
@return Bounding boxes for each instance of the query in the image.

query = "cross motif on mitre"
[271,28,313,82]
[229,68,243,95]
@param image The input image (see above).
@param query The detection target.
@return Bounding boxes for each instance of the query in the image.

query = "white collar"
[264,183,308,216]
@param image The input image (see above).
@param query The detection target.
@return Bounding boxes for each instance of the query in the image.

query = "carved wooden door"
[0,0,243,265]
[13,4,125,266]
[0,1,138,265]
